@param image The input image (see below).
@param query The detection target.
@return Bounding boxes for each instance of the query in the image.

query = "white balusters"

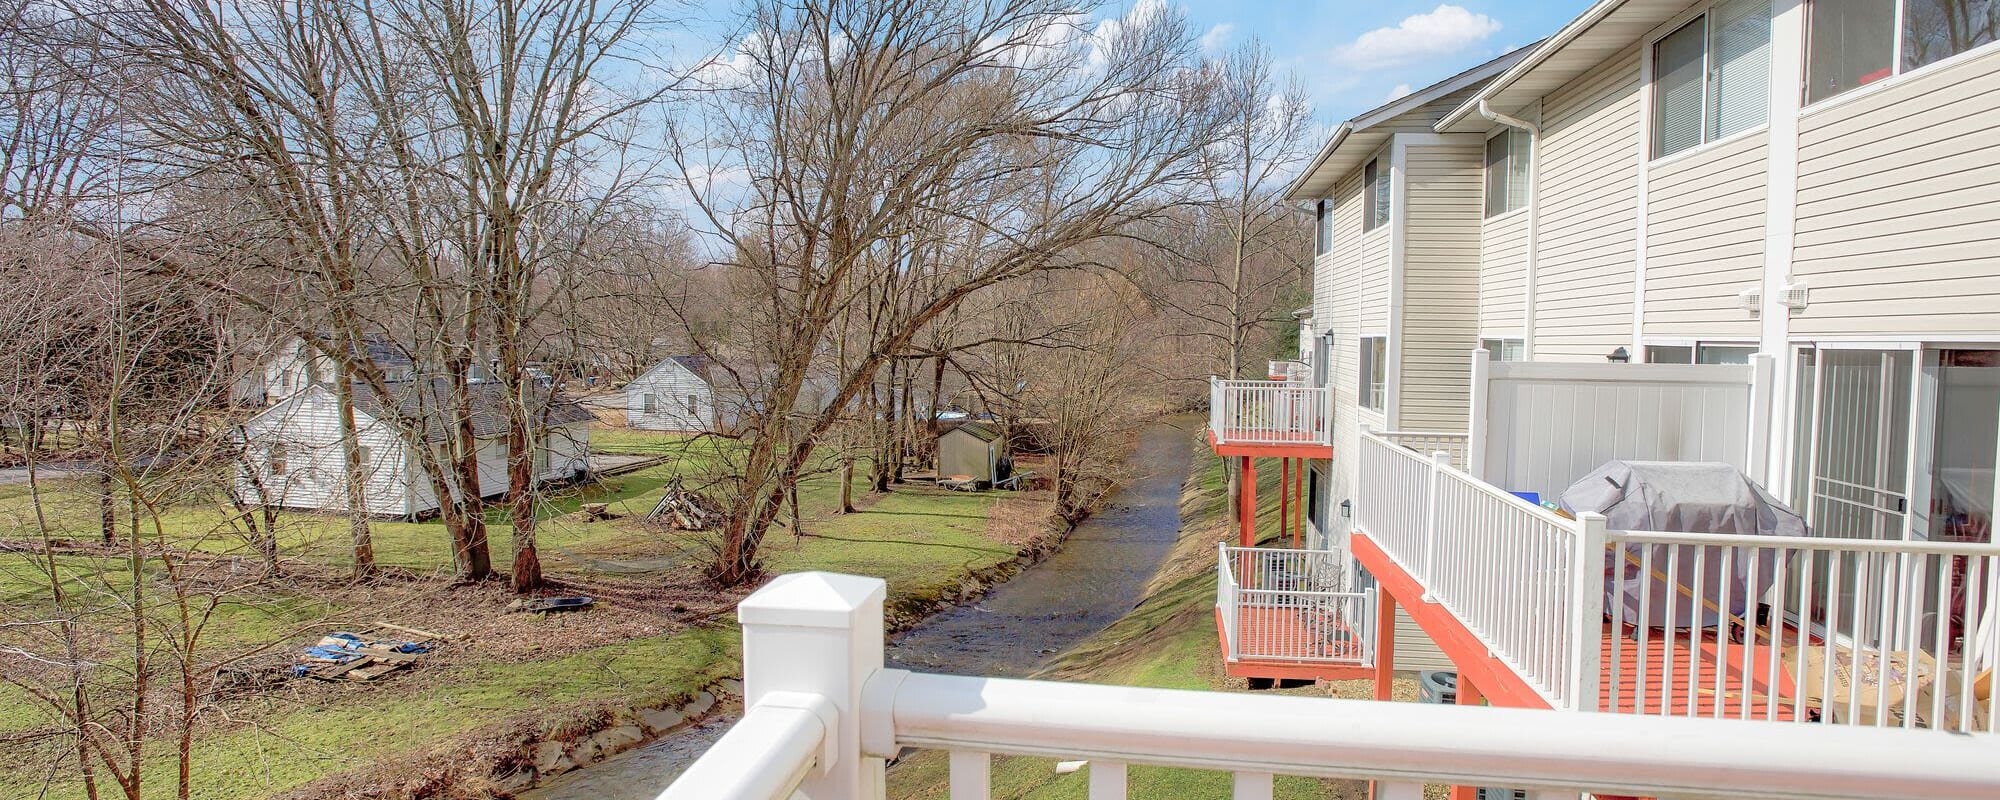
[1209,378,1333,446]
[948,751,990,800]
[1086,760,1127,799]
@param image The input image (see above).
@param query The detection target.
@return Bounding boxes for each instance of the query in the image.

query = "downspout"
[1478,99,1539,359]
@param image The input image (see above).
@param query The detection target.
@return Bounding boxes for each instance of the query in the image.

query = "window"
[1483,129,1532,217]
[1362,159,1389,232]
[686,394,699,414]
[1807,0,2000,104]
[1653,0,1772,159]
[1359,336,1387,412]
[1314,199,1333,256]
[1481,338,1526,361]
[1645,342,1756,363]
[643,393,657,413]
[268,443,288,476]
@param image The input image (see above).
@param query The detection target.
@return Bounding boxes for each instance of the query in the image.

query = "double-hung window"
[1807,0,2000,104]
[643,393,658,413]
[1483,129,1532,217]
[1653,0,1772,159]
[1362,159,1389,232]
[1645,341,1757,364]
[1358,336,1387,413]
[1314,199,1333,256]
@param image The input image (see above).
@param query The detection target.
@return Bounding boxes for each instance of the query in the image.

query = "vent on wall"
[1738,288,1761,315]
[1781,282,1810,312]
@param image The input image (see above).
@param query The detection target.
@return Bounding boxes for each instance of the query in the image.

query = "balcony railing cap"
[739,571,886,628]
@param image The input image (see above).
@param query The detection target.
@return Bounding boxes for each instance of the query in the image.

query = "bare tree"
[668,0,1226,585]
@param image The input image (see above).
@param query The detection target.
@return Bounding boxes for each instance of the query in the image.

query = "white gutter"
[1478,99,1540,359]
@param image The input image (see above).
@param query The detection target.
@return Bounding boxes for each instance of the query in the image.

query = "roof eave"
[1436,0,1633,133]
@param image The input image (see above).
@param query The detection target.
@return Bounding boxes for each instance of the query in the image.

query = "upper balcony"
[1206,376,1332,458]
[1305,356,2000,734]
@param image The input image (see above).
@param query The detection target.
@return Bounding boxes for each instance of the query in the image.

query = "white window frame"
[1314,199,1333,256]
[1801,0,2000,112]
[1482,129,1531,219]
[1481,337,1527,361]
[1645,0,1774,163]
[1362,158,1389,233]
[1358,335,1388,413]
[1642,338,1759,364]
[268,442,289,477]
[643,392,657,413]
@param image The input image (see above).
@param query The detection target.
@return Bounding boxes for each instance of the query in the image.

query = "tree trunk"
[839,457,855,513]
[98,469,115,544]
[331,366,375,579]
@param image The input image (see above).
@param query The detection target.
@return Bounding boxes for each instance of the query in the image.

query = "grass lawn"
[0,426,1039,800]
[885,451,1376,800]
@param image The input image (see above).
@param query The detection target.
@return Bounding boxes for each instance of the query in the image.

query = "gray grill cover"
[1561,461,1808,629]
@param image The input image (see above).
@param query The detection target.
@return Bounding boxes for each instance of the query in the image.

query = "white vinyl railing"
[1219,545,1373,666]
[1208,376,1332,447]
[1355,431,1602,710]
[1603,530,2000,732]
[662,572,2000,800]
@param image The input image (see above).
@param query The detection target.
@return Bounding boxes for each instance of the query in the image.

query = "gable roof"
[1436,0,1689,133]
[251,380,594,442]
[943,421,1003,443]
[1282,45,1537,201]
[632,354,716,388]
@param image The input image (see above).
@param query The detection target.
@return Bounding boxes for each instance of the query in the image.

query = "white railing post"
[1420,450,1449,601]
[1209,376,1224,444]
[1569,514,1607,713]
[1468,349,1489,480]
[1747,352,1775,486]
[737,571,887,799]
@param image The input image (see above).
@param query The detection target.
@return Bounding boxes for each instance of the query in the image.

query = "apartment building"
[1212,0,2000,738]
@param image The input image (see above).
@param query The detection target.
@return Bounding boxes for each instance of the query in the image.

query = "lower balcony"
[1215,545,1375,682]
[1206,377,1332,458]
[663,572,2000,800]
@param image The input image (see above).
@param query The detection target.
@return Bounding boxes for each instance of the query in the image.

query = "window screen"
[1654,18,1709,158]
[1708,0,1773,140]
[1807,0,1896,103]
[1646,344,1695,364]
[1484,130,1533,217]
[1481,338,1526,361]
[1359,336,1387,412]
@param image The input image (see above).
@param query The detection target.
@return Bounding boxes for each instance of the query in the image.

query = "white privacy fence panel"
[1356,431,1602,710]
[1473,361,1756,499]
[1604,530,2000,733]
[1209,377,1332,446]
[666,572,2000,800]
[1220,545,1372,666]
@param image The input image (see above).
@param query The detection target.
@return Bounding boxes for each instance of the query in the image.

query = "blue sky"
[1176,1,1590,124]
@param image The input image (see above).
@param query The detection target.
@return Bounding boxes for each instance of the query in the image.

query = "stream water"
[525,418,1194,800]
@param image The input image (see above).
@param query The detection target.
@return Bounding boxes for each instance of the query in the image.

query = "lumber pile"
[649,479,722,530]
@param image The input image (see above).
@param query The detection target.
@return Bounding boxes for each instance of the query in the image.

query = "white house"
[247,334,421,407]
[626,355,729,433]
[237,381,593,517]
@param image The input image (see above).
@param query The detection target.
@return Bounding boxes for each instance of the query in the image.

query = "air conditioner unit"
[1738,287,1761,315]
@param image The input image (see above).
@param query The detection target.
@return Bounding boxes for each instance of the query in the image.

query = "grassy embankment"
[886,449,1382,800]
[0,427,1046,800]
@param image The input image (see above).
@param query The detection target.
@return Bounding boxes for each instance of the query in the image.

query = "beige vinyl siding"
[1643,130,1768,338]
[1479,209,1529,336]
[1792,49,2000,336]
[1399,140,1484,432]
[1533,46,1641,361]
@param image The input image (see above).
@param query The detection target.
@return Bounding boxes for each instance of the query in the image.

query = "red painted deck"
[1214,608,1375,682]
[1597,621,1805,718]
[1206,429,1332,459]
[1354,532,1811,722]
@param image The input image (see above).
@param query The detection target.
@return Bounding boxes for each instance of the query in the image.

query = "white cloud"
[1384,83,1413,102]
[1333,5,1501,70]
[1200,22,1234,53]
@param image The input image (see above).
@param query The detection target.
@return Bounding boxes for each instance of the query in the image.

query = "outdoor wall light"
[1607,346,1630,363]
[1339,499,1352,518]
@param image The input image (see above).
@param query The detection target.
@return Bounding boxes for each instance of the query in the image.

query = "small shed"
[937,422,1004,486]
